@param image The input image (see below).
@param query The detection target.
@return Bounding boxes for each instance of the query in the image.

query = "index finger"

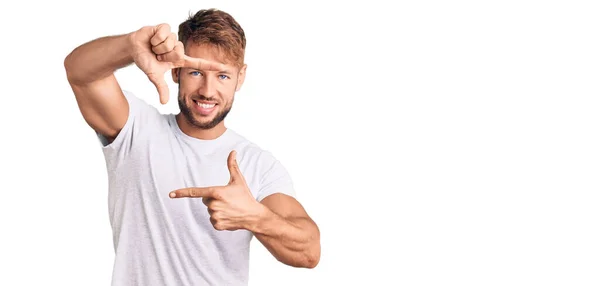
[169,187,215,198]
[182,55,226,71]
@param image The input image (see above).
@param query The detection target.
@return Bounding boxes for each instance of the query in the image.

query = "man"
[63,8,320,286]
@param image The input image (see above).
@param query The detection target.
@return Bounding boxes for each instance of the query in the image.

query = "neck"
[175,113,227,140]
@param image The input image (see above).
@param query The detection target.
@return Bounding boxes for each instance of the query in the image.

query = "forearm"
[248,206,321,268]
[64,33,134,85]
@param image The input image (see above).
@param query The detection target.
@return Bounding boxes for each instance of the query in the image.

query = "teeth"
[197,102,215,108]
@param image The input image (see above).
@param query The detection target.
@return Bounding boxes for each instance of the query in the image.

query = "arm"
[250,193,321,269]
[63,34,133,143]
[64,24,212,143]
[169,150,322,268]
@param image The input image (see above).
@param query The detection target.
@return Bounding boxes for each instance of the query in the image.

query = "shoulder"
[97,89,167,150]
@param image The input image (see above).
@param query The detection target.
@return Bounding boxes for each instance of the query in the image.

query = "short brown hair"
[178,8,246,68]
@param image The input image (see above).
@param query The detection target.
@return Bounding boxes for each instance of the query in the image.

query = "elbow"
[304,250,320,269]
[302,238,321,269]
[64,53,74,82]
[63,49,73,71]
[277,239,320,269]
[63,50,82,84]
[283,247,320,269]
[304,222,321,268]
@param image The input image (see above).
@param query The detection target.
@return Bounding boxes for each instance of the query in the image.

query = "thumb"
[147,73,169,104]
[227,150,245,184]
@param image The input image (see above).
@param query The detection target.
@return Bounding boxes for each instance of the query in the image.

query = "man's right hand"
[129,23,224,104]
[65,22,223,142]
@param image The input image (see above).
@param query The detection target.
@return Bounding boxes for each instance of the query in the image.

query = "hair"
[178,8,246,68]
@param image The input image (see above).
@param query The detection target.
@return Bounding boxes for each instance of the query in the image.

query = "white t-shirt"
[96,90,296,286]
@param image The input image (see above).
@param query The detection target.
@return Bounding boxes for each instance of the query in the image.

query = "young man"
[64,8,320,286]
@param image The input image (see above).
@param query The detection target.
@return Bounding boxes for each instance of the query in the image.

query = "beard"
[178,89,232,130]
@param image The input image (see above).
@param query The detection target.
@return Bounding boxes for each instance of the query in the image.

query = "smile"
[197,102,215,108]
[192,99,218,115]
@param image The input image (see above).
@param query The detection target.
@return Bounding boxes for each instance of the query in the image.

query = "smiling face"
[172,43,247,131]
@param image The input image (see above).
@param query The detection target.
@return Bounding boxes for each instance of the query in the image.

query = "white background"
[1,0,599,285]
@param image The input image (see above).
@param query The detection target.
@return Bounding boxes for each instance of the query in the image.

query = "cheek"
[218,91,235,104]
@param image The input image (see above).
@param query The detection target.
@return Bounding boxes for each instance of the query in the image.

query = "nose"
[198,75,218,99]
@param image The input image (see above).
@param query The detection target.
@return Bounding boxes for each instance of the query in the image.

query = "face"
[172,43,246,130]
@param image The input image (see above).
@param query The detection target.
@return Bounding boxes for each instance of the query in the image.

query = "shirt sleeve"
[256,154,297,202]
[96,90,162,161]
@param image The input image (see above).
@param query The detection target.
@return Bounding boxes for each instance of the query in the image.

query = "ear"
[171,68,180,83]
[235,64,247,92]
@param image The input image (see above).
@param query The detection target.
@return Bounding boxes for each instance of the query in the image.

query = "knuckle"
[214,223,225,231]
[166,41,175,51]
[160,26,170,36]
[210,217,225,230]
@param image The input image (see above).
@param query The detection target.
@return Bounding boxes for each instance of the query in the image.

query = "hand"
[129,23,225,104]
[169,150,265,231]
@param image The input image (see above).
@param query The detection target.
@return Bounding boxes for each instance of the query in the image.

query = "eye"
[219,74,230,80]
[190,71,202,76]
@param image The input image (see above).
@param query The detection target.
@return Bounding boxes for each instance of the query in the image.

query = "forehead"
[184,43,237,71]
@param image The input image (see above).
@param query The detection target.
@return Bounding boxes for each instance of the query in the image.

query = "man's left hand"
[169,150,265,231]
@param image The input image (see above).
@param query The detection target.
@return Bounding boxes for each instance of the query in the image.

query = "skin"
[64,23,321,269]
[170,42,245,140]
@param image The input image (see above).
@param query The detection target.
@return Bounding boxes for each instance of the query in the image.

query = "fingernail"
[169,192,176,198]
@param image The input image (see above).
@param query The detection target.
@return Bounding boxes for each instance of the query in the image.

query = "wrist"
[244,203,272,233]
[125,31,139,61]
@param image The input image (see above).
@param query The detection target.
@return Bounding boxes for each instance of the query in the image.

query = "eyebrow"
[185,67,231,74]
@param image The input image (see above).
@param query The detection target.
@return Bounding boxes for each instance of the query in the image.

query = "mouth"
[192,99,218,116]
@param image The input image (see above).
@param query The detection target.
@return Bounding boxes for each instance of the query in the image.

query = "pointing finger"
[170,187,216,198]
[161,41,225,71]
[182,54,226,71]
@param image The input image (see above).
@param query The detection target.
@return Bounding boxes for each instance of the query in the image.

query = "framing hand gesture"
[169,150,264,231]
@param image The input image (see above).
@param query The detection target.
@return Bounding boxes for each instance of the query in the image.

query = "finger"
[227,150,246,184]
[147,73,169,104]
[152,32,177,55]
[182,54,226,71]
[209,216,218,227]
[150,23,171,46]
[170,187,215,198]
[148,74,169,104]
[158,41,184,64]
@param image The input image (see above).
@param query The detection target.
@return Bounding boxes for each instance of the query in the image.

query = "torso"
[107,113,266,286]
